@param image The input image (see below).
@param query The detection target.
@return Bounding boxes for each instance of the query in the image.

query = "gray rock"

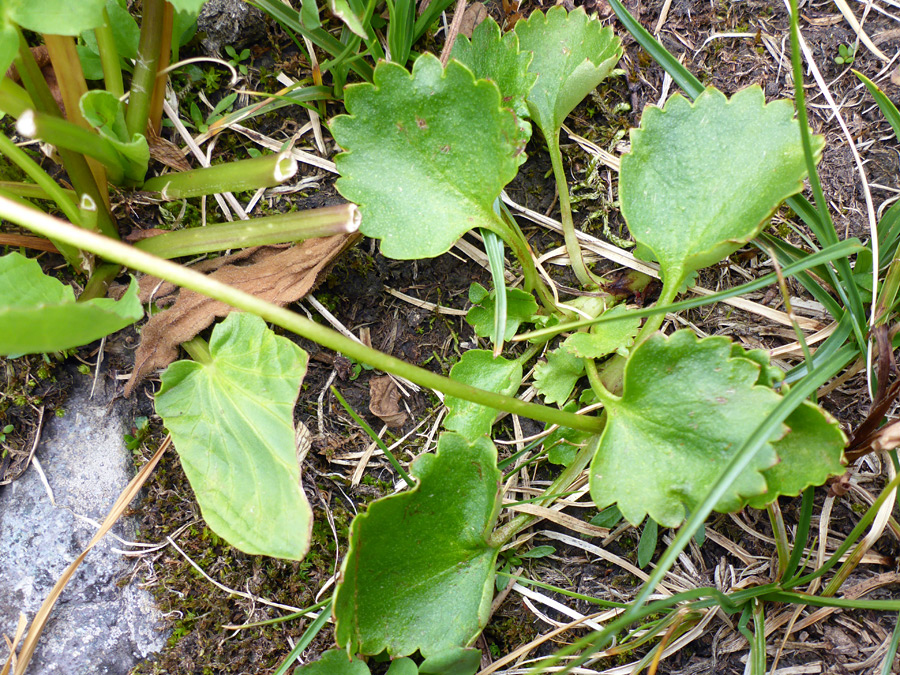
[197,0,268,56]
[0,378,166,674]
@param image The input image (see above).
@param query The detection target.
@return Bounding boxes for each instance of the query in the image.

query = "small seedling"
[834,43,856,65]
[224,45,252,76]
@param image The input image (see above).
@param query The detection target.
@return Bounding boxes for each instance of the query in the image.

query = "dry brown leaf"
[368,375,407,429]
[459,3,487,37]
[124,234,359,396]
[145,124,192,172]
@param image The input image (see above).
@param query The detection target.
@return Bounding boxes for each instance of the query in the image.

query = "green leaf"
[332,54,524,259]
[166,0,208,14]
[328,0,367,37]
[293,650,370,674]
[80,90,150,183]
[562,305,641,359]
[445,350,522,441]
[0,20,17,77]
[450,16,535,126]
[6,0,105,35]
[544,401,591,466]
[418,647,481,675]
[465,283,538,341]
[103,0,141,60]
[515,6,622,137]
[856,70,900,144]
[0,252,142,355]
[334,433,502,658]
[637,518,657,568]
[155,313,313,560]
[519,545,554,559]
[385,658,418,675]
[590,504,622,528]
[746,401,846,509]
[76,44,105,81]
[619,86,822,291]
[533,347,585,406]
[589,330,783,527]
[300,0,321,29]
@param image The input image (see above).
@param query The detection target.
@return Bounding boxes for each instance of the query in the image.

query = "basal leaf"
[515,7,622,137]
[445,350,522,441]
[6,0,105,34]
[418,647,481,675]
[155,312,312,560]
[589,330,784,527]
[465,282,538,341]
[331,54,524,259]
[533,347,584,406]
[80,90,149,183]
[562,305,641,359]
[334,433,502,658]
[294,650,371,674]
[0,252,142,355]
[620,86,822,290]
[746,401,846,509]
[450,16,536,123]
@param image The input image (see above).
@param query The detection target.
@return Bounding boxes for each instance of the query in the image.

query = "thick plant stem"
[148,1,174,134]
[43,35,111,208]
[81,264,121,301]
[95,8,125,100]
[634,278,680,346]
[546,133,593,288]
[126,0,165,138]
[489,432,604,548]
[0,197,607,435]
[495,199,558,313]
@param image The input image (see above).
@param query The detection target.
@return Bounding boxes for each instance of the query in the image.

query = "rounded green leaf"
[533,347,585,406]
[331,54,524,259]
[6,0,105,34]
[0,252,143,355]
[155,312,312,560]
[450,16,535,122]
[620,86,823,289]
[419,647,481,675]
[445,350,523,441]
[515,6,622,135]
[562,305,641,359]
[294,650,370,674]
[589,330,784,527]
[334,433,502,658]
[746,401,846,509]
[465,284,538,341]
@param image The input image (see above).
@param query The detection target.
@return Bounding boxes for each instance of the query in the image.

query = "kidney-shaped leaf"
[0,252,142,355]
[155,312,312,560]
[334,433,502,658]
[450,16,535,122]
[331,54,524,259]
[445,350,523,440]
[590,330,784,527]
[747,401,846,509]
[515,6,622,137]
[620,86,822,291]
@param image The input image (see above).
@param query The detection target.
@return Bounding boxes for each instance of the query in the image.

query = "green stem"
[134,203,360,258]
[18,110,126,184]
[489,431,604,548]
[0,78,33,118]
[95,7,125,100]
[1,197,607,435]
[80,264,121,301]
[14,29,61,115]
[0,131,83,267]
[495,201,557,313]
[767,500,789,581]
[126,0,165,137]
[546,132,593,288]
[181,336,212,364]
[634,279,680,346]
[141,152,297,198]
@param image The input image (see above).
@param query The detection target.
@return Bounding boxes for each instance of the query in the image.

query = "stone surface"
[197,0,268,56]
[0,377,166,674]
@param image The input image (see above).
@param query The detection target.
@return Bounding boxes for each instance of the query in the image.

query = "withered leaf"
[124,234,359,396]
[368,375,408,429]
[146,124,192,172]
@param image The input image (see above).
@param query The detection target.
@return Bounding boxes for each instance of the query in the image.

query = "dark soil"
[4,0,900,673]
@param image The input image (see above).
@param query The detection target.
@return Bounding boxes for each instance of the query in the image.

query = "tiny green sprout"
[834,43,856,65]
[0,424,13,442]
[224,45,252,76]
[124,416,150,451]
[77,364,91,375]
